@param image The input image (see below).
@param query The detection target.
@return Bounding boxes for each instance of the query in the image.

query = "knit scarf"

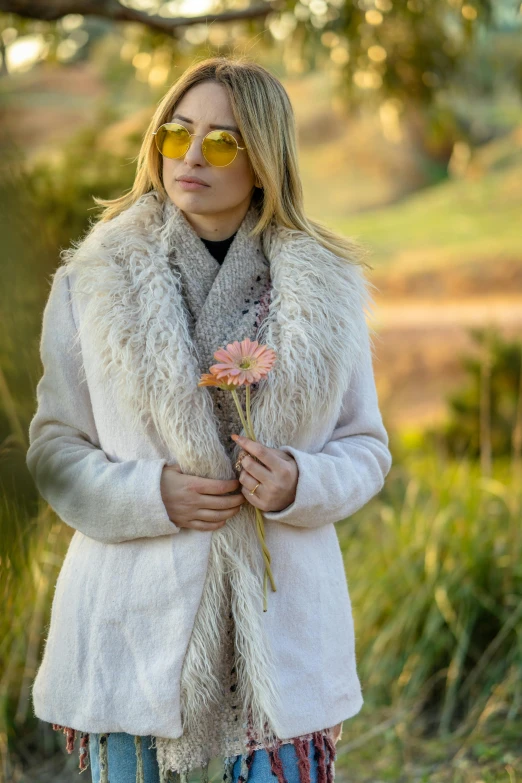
[162,196,273,461]
[60,189,373,770]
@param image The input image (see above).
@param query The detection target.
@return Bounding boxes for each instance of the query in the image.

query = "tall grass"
[340,448,522,749]
[1,499,75,782]
[0,140,93,781]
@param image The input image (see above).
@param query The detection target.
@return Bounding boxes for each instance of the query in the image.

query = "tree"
[0,0,275,35]
[2,0,520,164]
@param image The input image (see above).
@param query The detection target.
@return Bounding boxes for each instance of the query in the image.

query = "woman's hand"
[160,464,246,531]
[231,434,299,513]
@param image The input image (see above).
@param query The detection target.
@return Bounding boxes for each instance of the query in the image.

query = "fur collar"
[60,189,373,745]
[63,189,373,476]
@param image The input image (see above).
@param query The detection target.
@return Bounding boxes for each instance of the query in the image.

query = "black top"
[200,232,237,265]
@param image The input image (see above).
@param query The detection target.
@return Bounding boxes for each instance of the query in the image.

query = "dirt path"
[369,296,522,431]
[371,296,522,329]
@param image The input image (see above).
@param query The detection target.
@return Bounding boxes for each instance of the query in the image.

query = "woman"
[26,56,392,783]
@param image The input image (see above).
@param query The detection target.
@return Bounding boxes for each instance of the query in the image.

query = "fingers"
[180,517,227,532]
[196,505,242,523]
[166,465,242,495]
[189,475,243,495]
[188,503,244,531]
[237,453,271,484]
[191,521,227,531]
[231,435,277,470]
[238,475,265,509]
[173,500,244,531]
[197,491,246,510]
[165,465,250,531]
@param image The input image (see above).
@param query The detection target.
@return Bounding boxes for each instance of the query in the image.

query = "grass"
[330,447,522,782]
[327,134,522,274]
[333,709,522,783]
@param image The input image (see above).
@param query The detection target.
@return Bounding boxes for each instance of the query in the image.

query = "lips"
[177,177,209,186]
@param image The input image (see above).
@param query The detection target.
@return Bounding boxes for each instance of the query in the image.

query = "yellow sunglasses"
[152,122,247,167]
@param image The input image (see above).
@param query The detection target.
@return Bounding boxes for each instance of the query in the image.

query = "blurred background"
[1,1,521,781]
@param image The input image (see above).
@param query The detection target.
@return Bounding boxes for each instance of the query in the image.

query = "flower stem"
[231,384,277,609]
[255,507,276,591]
[231,388,251,437]
[246,386,256,442]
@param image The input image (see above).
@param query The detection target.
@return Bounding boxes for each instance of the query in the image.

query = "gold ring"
[249,482,261,496]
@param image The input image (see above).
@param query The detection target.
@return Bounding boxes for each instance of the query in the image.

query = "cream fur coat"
[26,190,392,745]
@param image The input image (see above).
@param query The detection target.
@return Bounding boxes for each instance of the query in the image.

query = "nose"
[183,133,207,167]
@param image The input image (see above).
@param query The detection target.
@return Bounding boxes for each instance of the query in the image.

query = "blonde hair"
[94,55,371,270]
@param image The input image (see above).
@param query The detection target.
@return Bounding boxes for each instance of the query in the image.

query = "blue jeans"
[88,731,332,783]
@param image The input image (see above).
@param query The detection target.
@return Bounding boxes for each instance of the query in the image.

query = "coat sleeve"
[262,319,392,529]
[26,266,180,544]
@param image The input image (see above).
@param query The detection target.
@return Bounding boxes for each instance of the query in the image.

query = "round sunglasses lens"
[202,130,238,166]
[155,124,190,158]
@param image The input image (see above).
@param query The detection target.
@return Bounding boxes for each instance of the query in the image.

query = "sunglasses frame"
[152,122,247,167]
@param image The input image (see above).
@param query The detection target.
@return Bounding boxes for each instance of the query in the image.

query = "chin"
[171,191,210,207]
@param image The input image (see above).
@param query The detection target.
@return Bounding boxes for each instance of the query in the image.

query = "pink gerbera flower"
[210,338,276,386]
[197,373,237,391]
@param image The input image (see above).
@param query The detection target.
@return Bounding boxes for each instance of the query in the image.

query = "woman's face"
[161,81,257,227]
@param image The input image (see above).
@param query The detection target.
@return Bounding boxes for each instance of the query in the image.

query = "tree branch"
[0,0,275,34]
